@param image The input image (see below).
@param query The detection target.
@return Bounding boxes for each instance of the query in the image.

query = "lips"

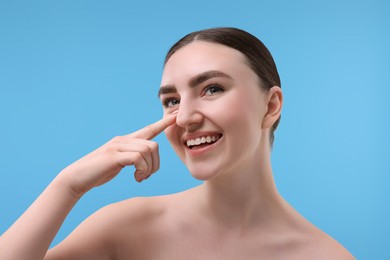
[184,133,223,149]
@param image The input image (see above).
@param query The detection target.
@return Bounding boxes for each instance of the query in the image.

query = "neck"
[196,141,285,229]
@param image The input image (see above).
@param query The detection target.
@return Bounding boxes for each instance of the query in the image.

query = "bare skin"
[0,41,354,260]
[0,114,177,260]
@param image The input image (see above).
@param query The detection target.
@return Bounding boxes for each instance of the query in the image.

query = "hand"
[58,114,177,197]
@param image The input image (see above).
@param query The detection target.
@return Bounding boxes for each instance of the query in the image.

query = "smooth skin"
[0,114,176,259]
[0,41,354,259]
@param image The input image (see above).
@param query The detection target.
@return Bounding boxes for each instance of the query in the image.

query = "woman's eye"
[163,98,180,108]
[204,85,224,96]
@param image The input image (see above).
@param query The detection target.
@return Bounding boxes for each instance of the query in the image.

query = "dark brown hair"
[164,27,281,146]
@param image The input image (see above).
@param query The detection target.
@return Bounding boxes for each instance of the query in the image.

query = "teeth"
[186,135,220,147]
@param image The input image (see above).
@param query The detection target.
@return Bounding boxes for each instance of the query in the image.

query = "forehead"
[161,41,252,85]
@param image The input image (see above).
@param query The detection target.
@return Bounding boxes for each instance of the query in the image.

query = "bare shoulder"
[297,227,355,260]
[101,194,179,259]
[100,194,172,235]
[46,195,175,259]
[103,195,169,223]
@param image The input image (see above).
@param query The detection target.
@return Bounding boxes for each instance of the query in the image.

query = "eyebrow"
[158,70,232,98]
[157,85,176,98]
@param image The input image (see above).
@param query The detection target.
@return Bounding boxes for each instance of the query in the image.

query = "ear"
[262,86,283,129]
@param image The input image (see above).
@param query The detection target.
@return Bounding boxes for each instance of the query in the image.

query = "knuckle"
[103,144,117,154]
[150,141,159,151]
[148,144,155,154]
[134,152,144,163]
[139,145,150,154]
[111,135,123,143]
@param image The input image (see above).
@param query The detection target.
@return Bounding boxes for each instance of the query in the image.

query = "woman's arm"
[0,114,176,260]
[0,175,80,260]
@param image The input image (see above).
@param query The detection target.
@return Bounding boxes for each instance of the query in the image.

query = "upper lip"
[182,131,223,144]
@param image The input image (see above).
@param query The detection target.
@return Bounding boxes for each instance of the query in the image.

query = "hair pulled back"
[165,27,281,145]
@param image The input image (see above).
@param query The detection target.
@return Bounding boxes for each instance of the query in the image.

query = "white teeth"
[186,135,220,147]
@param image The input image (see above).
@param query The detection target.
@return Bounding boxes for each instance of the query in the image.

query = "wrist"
[53,170,88,200]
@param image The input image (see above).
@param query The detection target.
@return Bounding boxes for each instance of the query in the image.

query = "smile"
[185,134,223,149]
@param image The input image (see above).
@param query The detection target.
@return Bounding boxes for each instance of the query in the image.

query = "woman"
[0,27,354,259]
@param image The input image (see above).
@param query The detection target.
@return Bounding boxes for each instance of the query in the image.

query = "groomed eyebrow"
[157,85,176,98]
[158,70,232,98]
[188,70,232,88]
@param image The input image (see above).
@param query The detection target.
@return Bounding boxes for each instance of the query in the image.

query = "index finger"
[130,113,177,140]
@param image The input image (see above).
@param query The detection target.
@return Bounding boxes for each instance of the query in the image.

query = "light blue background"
[1,0,388,258]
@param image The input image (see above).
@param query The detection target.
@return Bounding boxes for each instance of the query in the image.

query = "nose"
[176,98,203,130]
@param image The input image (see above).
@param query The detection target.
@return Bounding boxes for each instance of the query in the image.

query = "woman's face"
[160,41,268,180]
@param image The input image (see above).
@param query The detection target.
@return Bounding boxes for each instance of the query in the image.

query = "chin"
[186,163,221,181]
[190,172,213,181]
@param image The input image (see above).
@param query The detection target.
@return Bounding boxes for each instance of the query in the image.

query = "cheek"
[213,92,261,125]
[214,92,264,141]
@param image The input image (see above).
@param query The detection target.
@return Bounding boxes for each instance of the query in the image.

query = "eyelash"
[161,84,225,108]
[202,84,224,96]
[162,97,180,108]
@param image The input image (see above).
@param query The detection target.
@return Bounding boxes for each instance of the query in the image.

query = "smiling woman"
[0,28,354,259]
